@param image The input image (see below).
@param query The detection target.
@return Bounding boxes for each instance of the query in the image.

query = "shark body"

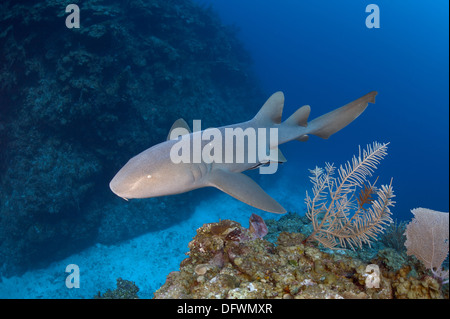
[110,91,377,213]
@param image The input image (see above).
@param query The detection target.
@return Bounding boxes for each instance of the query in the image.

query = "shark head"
[109,142,193,200]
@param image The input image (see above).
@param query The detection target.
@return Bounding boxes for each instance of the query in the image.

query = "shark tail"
[254,91,377,143]
[284,91,377,142]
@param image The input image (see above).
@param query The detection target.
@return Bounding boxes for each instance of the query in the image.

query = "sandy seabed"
[0,170,306,299]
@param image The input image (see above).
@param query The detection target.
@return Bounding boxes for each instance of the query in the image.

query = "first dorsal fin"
[167,118,191,140]
[253,92,285,125]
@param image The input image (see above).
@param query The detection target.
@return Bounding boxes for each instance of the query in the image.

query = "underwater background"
[0,0,448,298]
[198,0,449,217]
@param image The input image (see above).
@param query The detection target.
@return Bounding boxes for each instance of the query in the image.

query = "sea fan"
[304,142,395,250]
[404,208,449,284]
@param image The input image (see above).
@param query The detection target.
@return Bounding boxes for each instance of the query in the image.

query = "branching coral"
[304,142,395,250]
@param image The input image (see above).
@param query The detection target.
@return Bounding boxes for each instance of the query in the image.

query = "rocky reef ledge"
[0,0,262,276]
[153,214,447,299]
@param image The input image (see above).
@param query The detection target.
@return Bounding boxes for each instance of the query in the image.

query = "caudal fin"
[304,91,377,139]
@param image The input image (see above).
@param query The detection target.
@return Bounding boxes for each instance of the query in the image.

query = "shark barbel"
[110,91,377,213]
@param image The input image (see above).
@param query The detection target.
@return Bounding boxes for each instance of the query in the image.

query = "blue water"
[197,0,449,219]
[0,0,448,299]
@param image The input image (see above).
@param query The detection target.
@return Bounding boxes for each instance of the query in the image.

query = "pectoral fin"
[207,169,286,214]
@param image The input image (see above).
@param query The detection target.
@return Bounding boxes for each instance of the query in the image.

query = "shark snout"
[109,173,131,200]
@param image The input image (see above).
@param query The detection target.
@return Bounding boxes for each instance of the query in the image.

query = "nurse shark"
[110,91,377,213]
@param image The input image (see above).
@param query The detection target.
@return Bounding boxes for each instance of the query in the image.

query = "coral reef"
[380,219,407,253]
[95,278,140,299]
[0,0,263,276]
[154,214,447,299]
[304,142,395,250]
[377,248,408,272]
[264,212,311,243]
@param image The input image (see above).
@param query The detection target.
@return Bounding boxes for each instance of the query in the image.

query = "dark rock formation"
[0,0,263,276]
